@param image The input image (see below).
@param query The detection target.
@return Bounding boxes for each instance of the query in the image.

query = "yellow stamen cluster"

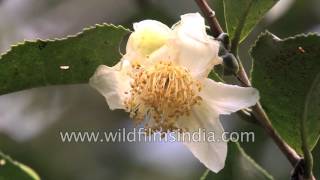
[124,61,202,132]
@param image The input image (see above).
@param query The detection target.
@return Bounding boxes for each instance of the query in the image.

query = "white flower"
[90,13,259,173]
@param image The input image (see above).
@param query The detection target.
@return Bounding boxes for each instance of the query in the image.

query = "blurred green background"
[0,0,319,179]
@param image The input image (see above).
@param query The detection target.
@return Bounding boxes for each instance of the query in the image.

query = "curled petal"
[89,64,131,110]
[172,13,222,78]
[200,78,259,115]
[177,102,227,173]
[133,20,171,33]
[126,20,171,59]
[175,13,208,42]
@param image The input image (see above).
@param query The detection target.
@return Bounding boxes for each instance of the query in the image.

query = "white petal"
[133,20,171,33]
[200,78,259,115]
[126,20,171,58]
[89,65,131,110]
[172,13,222,78]
[176,13,208,42]
[177,102,227,173]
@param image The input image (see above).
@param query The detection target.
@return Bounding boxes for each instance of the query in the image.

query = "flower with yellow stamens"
[90,13,259,173]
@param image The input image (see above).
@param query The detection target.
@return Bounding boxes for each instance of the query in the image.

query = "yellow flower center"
[124,61,202,132]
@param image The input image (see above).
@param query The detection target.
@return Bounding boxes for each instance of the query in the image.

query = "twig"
[235,57,301,166]
[237,109,260,125]
[291,159,316,180]
[236,40,316,180]
[252,103,300,166]
[195,0,301,168]
[195,0,223,38]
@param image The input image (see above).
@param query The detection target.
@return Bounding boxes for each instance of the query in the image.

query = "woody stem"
[195,0,301,168]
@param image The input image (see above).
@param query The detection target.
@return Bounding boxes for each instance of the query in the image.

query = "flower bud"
[221,53,239,74]
[129,27,169,56]
[217,33,230,50]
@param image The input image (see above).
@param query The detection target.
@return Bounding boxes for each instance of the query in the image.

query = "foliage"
[251,32,320,154]
[225,0,277,44]
[0,24,129,95]
[203,142,273,180]
[0,152,40,180]
[0,0,319,179]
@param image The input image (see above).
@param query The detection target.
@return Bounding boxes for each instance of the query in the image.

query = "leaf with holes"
[224,0,277,45]
[251,31,320,154]
[0,24,129,95]
[0,151,40,180]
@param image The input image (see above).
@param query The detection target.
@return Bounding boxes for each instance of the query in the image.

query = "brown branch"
[236,59,301,166]
[195,0,302,169]
[236,38,316,180]
[195,0,223,38]
[291,159,316,180]
[252,103,300,166]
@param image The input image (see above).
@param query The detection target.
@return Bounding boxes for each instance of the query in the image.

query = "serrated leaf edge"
[249,31,320,77]
[250,31,320,52]
[0,23,131,60]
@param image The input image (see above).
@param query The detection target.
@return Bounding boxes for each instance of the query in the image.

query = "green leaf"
[251,32,320,154]
[0,151,40,180]
[223,0,277,45]
[208,69,224,82]
[303,73,320,149]
[313,142,320,179]
[203,142,273,180]
[0,24,129,95]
